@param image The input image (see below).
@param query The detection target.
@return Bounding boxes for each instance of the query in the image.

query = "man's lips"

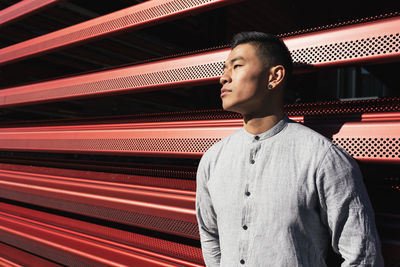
[220,88,232,97]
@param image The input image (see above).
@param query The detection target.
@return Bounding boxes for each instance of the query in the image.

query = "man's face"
[220,43,269,115]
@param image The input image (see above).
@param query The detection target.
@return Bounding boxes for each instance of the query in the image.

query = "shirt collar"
[241,114,290,142]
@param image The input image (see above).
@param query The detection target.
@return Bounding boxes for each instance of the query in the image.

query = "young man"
[195,32,383,266]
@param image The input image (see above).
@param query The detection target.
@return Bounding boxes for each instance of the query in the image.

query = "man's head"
[220,31,292,116]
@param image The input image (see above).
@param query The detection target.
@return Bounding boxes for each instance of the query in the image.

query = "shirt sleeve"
[195,153,221,267]
[316,144,384,267]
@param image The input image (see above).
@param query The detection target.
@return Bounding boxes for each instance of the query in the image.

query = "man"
[195,32,383,266]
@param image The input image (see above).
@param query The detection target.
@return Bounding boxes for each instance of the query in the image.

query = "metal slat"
[0,16,399,107]
[0,114,399,163]
[0,162,197,191]
[0,49,227,107]
[0,168,197,239]
[0,202,204,266]
[285,16,400,69]
[0,211,191,267]
[0,97,399,128]
[0,117,235,158]
[0,241,61,267]
[0,0,242,66]
[0,0,62,28]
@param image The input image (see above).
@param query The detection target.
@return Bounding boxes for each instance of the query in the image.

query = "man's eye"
[234,65,241,69]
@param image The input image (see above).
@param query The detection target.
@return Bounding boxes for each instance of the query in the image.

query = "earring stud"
[268,84,273,89]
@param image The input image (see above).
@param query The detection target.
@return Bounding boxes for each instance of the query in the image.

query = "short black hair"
[231,31,293,86]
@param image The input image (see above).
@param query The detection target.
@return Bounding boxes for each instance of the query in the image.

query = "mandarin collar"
[241,115,289,142]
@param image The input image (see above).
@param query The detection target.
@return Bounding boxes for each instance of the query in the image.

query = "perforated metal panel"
[0,187,199,239]
[2,98,398,128]
[0,121,233,157]
[2,1,398,267]
[285,17,400,66]
[291,33,400,65]
[285,16,400,67]
[0,163,197,190]
[4,61,224,105]
[1,17,400,107]
[0,0,240,65]
[278,12,400,38]
[0,167,198,238]
[0,239,61,267]
[0,0,60,27]
[285,97,400,116]
[0,137,222,155]
[0,114,399,162]
[334,137,400,159]
[312,119,400,163]
[0,202,204,264]
[0,226,93,267]
[0,212,182,266]
[0,50,228,107]
[81,137,219,153]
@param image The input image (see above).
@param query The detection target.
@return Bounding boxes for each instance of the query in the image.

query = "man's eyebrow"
[222,56,245,70]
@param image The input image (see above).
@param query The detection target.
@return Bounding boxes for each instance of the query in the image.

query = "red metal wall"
[0,0,399,266]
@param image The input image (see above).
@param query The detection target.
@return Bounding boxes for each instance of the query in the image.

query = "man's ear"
[267,65,285,90]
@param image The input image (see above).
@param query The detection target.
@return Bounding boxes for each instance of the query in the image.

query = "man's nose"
[219,72,231,85]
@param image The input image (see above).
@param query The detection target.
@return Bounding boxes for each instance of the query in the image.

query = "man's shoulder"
[284,117,355,164]
[285,118,333,147]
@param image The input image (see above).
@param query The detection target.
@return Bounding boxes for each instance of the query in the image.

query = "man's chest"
[206,142,318,221]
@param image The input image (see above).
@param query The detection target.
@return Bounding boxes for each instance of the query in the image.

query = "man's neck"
[243,111,284,135]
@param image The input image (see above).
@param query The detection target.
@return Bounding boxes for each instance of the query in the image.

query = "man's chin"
[222,103,240,114]
[222,103,233,112]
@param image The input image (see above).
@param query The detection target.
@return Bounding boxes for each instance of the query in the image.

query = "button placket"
[244,183,250,197]
[241,150,253,264]
[241,135,263,263]
[249,141,261,164]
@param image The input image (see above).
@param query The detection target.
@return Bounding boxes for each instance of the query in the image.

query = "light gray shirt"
[195,115,383,267]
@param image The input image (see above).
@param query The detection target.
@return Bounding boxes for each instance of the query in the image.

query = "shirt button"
[243,225,248,230]
[250,159,255,164]
[245,191,250,196]
[240,259,245,264]
[255,135,260,140]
